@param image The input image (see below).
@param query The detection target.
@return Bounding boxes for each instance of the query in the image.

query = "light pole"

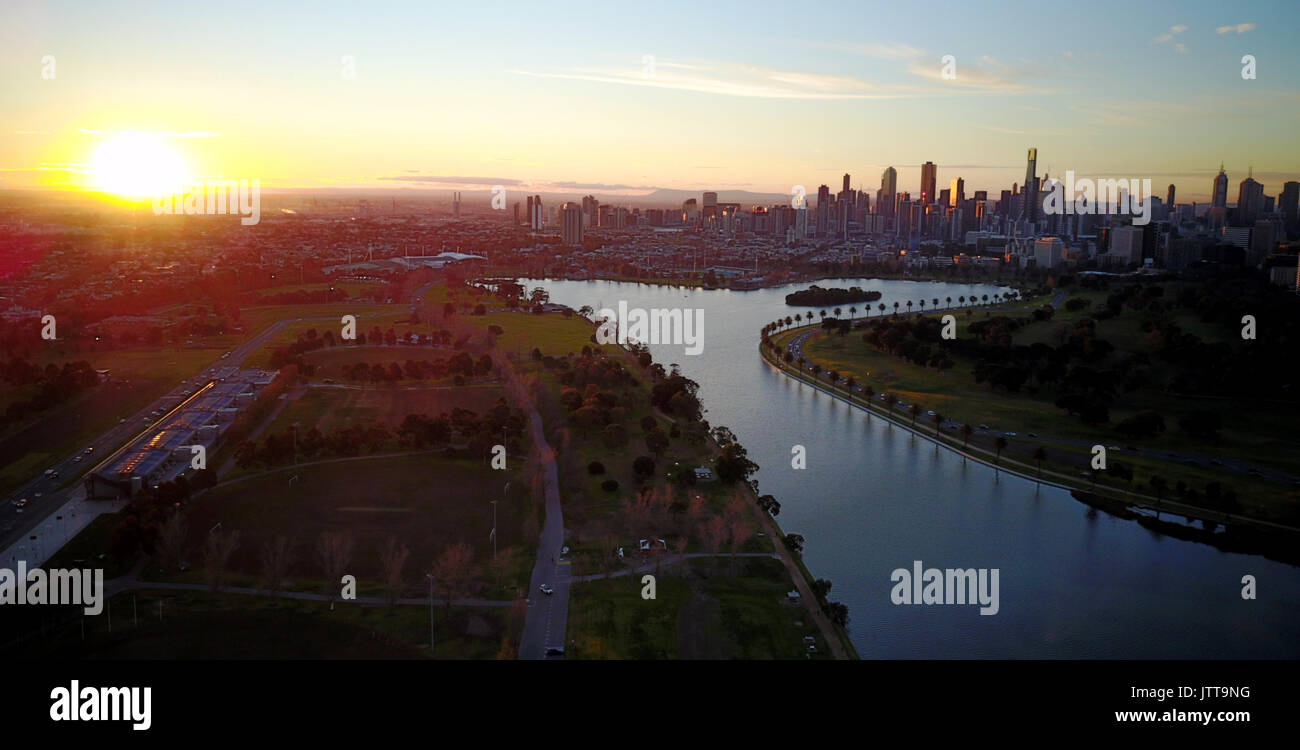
[425,573,435,655]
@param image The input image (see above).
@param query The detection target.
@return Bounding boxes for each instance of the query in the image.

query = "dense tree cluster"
[0,359,99,426]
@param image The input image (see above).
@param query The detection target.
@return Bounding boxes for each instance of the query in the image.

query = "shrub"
[601,479,619,492]
[588,461,605,475]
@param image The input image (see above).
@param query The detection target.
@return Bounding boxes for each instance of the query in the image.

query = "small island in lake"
[785,285,882,307]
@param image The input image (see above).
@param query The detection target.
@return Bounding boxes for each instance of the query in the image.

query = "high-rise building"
[561,202,584,246]
[1212,164,1229,208]
[1280,181,1299,235]
[452,191,461,218]
[529,194,543,230]
[815,184,830,236]
[920,162,937,205]
[1166,184,1175,208]
[842,173,851,194]
[1034,237,1064,269]
[949,177,965,207]
[1019,148,1038,224]
[879,167,897,217]
[703,191,719,219]
[1236,169,1265,226]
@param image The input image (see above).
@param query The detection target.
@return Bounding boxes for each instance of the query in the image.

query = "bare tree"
[315,531,355,601]
[260,536,295,598]
[155,512,188,573]
[202,528,240,591]
[431,542,476,610]
[379,537,411,606]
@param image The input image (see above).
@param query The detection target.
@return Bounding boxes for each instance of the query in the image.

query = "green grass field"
[566,557,826,659]
[146,454,534,594]
[266,383,507,435]
[1,589,509,659]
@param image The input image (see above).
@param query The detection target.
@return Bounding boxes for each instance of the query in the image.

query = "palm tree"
[848,306,856,320]
[1033,446,1047,485]
[892,301,900,315]
[906,300,913,315]
[932,298,940,310]
[959,295,966,307]
[794,313,802,325]
[981,294,989,305]
[820,310,828,322]
[878,303,886,316]
[784,316,792,328]
[993,436,1008,480]
[919,299,926,313]
[833,307,842,319]
[946,296,953,309]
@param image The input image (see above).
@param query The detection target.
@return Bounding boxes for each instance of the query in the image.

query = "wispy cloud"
[1216,22,1255,34]
[512,60,921,100]
[1152,24,1189,51]
[906,58,1049,94]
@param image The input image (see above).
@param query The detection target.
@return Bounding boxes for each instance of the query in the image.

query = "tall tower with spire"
[1212,163,1229,208]
[1019,147,1038,225]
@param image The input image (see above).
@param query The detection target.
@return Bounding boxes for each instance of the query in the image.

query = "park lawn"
[237,302,401,340]
[265,383,508,435]
[145,454,533,593]
[245,280,390,301]
[241,311,418,369]
[463,310,606,357]
[2,589,509,659]
[788,329,1297,517]
[566,557,825,659]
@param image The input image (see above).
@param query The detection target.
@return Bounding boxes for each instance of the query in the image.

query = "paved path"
[517,411,569,659]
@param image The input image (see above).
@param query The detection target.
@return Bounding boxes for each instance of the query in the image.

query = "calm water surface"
[534,277,1300,658]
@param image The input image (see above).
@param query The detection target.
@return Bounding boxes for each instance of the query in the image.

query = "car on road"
[978,424,989,430]
[83,447,94,454]
[34,492,42,498]
[539,583,554,595]
[1026,433,1038,438]
[926,410,935,417]
[1005,432,1017,437]
[73,456,82,463]
[544,647,564,657]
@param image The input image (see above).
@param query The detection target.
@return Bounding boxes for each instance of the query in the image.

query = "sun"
[90,133,190,199]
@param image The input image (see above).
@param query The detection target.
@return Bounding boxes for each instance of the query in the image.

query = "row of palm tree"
[763,291,1022,334]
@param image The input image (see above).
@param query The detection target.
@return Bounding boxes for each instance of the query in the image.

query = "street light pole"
[425,573,435,655]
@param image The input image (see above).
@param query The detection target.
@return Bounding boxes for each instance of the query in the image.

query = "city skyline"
[1,0,1298,202]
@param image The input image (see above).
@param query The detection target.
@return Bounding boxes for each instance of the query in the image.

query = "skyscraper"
[1279,181,1299,235]
[1212,164,1229,208]
[879,167,897,217]
[561,202,583,246]
[815,184,830,236]
[703,191,718,219]
[920,162,937,206]
[1166,184,1175,208]
[842,173,851,194]
[1237,169,1264,225]
[949,177,964,207]
[1019,148,1038,224]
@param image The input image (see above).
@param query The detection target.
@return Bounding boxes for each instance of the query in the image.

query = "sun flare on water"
[89,133,190,199]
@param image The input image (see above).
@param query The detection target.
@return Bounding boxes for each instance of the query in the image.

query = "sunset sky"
[2,0,1298,201]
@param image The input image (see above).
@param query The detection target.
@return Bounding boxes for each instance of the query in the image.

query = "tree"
[644,428,669,457]
[154,512,188,573]
[315,531,354,601]
[756,494,781,517]
[431,542,476,610]
[632,455,656,479]
[1032,446,1047,484]
[202,528,240,591]
[783,533,805,557]
[380,537,411,606]
[260,535,295,597]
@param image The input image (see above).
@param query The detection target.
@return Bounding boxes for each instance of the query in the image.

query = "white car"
[539,584,554,595]
[73,456,82,463]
